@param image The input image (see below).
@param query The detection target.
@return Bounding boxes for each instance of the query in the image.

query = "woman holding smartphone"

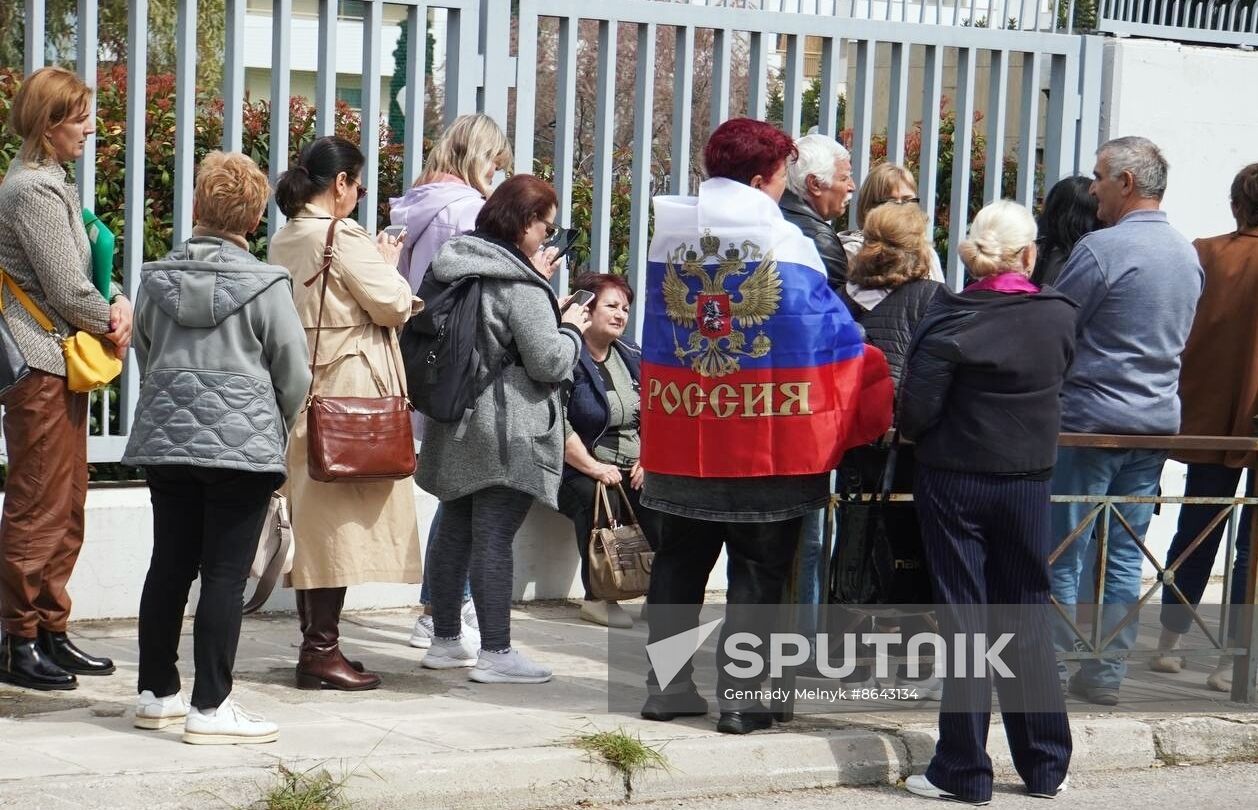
[558,272,660,628]
[390,115,561,650]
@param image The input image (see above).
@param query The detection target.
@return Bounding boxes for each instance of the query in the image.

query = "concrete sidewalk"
[2,603,1258,809]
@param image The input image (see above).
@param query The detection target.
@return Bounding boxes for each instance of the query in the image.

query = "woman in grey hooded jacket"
[417,174,589,684]
[123,152,310,745]
[389,113,514,649]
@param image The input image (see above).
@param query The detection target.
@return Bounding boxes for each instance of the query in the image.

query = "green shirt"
[591,348,641,467]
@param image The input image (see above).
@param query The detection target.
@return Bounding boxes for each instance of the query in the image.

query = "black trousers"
[137,465,282,710]
[557,472,661,601]
[645,512,803,709]
[1160,463,1254,638]
[915,466,1071,803]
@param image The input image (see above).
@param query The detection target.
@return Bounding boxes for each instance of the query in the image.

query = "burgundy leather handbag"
[304,219,416,483]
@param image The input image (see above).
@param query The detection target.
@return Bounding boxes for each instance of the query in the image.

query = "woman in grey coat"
[417,174,589,684]
[122,152,310,745]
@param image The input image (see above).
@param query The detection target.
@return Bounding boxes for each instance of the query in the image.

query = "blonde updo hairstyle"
[958,200,1038,279]
[850,202,933,290]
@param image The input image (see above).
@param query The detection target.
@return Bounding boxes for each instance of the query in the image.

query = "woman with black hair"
[1032,176,1102,286]
[269,136,424,692]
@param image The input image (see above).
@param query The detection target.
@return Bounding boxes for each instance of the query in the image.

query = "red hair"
[703,118,797,186]
[476,174,558,243]
[572,271,634,306]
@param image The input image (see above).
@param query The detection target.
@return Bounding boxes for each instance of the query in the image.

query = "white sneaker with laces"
[904,773,990,805]
[421,635,479,669]
[134,690,189,730]
[469,648,552,684]
[182,699,278,745]
[409,614,435,649]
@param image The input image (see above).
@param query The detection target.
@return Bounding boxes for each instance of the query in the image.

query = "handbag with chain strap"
[304,219,416,482]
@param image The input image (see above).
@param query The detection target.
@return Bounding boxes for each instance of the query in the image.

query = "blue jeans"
[1049,447,1167,690]
[795,509,825,639]
[419,503,472,606]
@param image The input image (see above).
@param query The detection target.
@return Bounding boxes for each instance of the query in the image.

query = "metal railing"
[698,0,1258,44]
[733,0,1068,33]
[12,1,1239,463]
[1096,0,1258,47]
[800,433,1258,712]
[12,0,485,462]
[1049,433,1258,703]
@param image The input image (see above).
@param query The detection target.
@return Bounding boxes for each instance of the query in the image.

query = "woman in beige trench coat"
[269,136,423,692]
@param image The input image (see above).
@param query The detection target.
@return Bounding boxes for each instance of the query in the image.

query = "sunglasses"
[540,219,559,238]
[355,182,368,201]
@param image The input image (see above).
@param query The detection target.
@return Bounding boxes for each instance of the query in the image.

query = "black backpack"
[400,274,516,432]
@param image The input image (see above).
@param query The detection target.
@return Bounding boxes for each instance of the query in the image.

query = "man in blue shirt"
[1050,136,1204,705]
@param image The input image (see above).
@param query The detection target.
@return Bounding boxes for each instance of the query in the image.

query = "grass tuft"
[572,726,670,798]
[255,763,353,810]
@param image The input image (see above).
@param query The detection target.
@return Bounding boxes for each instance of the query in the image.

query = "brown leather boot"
[295,588,380,691]
[296,590,364,673]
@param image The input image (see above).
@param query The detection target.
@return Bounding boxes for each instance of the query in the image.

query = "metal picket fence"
[8,0,1245,462]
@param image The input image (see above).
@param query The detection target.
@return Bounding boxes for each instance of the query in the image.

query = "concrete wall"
[13,465,1222,621]
[30,486,730,620]
[1100,37,1258,241]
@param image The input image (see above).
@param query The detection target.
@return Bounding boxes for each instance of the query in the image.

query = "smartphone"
[382,224,407,239]
[562,289,596,313]
[542,227,580,262]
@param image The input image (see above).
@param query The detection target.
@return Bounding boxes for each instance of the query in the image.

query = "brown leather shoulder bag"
[304,218,416,483]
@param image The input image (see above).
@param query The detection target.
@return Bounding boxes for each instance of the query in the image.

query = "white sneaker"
[461,600,480,632]
[469,648,552,684]
[894,673,944,701]
[412,604,480,649]
[134,690,188,730]
[421,635,478,669]
[409,614,435,649]
[1207,654,1233,693]
[580,600,633,629]
[905,773,990,805]
[182,699,278,745]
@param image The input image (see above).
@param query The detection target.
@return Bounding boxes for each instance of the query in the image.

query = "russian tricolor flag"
[640,178,891,478]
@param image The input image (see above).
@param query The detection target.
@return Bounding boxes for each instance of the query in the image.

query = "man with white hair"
[1049,136,1204,706]
[780,133,856,293]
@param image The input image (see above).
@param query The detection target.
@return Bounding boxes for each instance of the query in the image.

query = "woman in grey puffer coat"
[417,174,590,684]
[122,152,309,745]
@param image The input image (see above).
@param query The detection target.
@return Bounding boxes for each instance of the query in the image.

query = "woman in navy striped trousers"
[898,201,1077,805]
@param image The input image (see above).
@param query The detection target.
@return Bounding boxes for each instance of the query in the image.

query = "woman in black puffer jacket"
[835,201,944,696]
[840,202,944,385]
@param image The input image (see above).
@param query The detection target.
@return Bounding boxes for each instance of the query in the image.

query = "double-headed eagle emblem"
[661,231,782,378]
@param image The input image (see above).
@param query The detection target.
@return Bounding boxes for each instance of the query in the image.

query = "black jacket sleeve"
[813,228,849,294]
[897,311,969,441]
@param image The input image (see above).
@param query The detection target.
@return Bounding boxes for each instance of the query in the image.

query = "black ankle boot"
[36,629,115,676]
[0,633,78,691]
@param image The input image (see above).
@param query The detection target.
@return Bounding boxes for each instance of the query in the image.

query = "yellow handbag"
[0,270,122,393]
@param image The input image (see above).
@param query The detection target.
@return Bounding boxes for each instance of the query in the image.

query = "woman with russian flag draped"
[637,118,892,735]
